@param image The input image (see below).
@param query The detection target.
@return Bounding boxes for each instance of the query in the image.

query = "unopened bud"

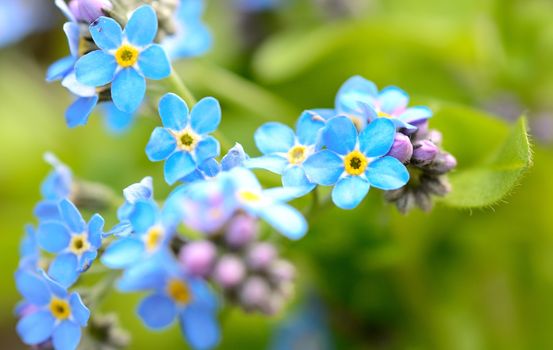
[213,255,246,289]
[246,243,277,271]
[269,260,295,283]
[70,0,112,23]
[412,140,439,166]
[178,241,217,277]
[428,153,457,174]
[422,176,451,197]
[225,214,258,248]
[239,277,270,311]
[387,133,413,164]
[414,190,432,212]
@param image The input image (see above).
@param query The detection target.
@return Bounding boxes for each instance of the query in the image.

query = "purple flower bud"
[269,259,296,283]
[225,214,258,248]
[387,133,413,164]
[246,243,277,271]
[412,140,439,166]
[427,130,443,145]
[178,241,216,277]
[428,153,457,174]
[239,277,270,310]
[69,0,112,23]
[213,255,246,289]
[262,293,285,315]
[413,120,429,138]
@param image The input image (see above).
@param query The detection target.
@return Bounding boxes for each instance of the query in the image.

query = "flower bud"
[225,214,258,248]
[414,190,432,212]
[427,130,443,145]
[239,277,270,311]
[422,176,451,196]
[246,243,277,271]
[387,133,413,164]
[213,255,246,289]
[221,143,249,171]
[269,259,296,283]
[262,293,285,315]
[178,241,217,277]
[428,153,457,174]
[70,0,112,23]
[412,140,438,166]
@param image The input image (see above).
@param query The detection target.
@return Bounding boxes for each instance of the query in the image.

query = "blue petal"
[259,204,307,240]
[146,127,177,161]
[42,272,68,299]
[164,151,196,185]
[331,176,370,210]
[117,255,168,292]
[61,72,97,97]
[228,167,263,193]
[138,293,177,329]
[399,106,432,124]
[16,311,55,345]
[159,93,189,130]
[378,86,409,114]
[125,5,158,47]
[37,222,70,253]
[303,150,344,186]
[59,199,86,233]
[69,293,90,327]
[63,22,80,57]
[80,250,98,272]
[129,200,158,234]
[188,279,218,312]
[244,155,288,174]
[335,75,377,115]
[138,44,171,80]
[101,237,145,268]
[112,68,146,113]
[195,136,220,164]
[323,116,358,155]
[180,303,220,350]
[358,118,396,158]
[65,96,98,128]
[75,50,117,87]
[254,122,295,154]
[198,158,221,177]
[90,16,122,51]
[103,103,135,133]
[123,177,153,203]
[46,56,75,82]
[282,166,315,190]
[48,253,79,288]
[52,320,81,350]
[15,270,50,306]
[34,201,61,221]
[221,143,248,171]
[366,156,409,190]
[87,214,104,248]
[190,97,221,135]
[295,111,326,146]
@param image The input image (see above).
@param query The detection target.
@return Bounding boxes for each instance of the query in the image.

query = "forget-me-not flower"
[37,199,104,287]
[34,153,74,221]
[15,269,90,350]
[146,93,222,185]
[304,117,409,209]
[75,5,171,113]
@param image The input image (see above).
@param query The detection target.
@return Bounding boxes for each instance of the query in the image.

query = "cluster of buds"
[177,213,296,315]
[385,121,457,213]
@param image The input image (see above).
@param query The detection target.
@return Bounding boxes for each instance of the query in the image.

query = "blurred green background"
[1,0,552,349]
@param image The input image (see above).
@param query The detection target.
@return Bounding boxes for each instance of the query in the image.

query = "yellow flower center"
[377,110,392,118]
[50,298,71,320]
[69,233,90,256]
[115,44,139,67]
[174,129,199,152]
[237,190,262,203]
[167,279,191,304]
[344,150,368,176]
[288,145,307,165]
[144,226,164,252]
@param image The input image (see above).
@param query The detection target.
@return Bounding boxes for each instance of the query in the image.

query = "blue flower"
[15,269,90,350]
[245,111,325,193]
[334,76,432,132]
[37,199,104,287]
[146,93,222,185]
[34,153,73,221]
[75,5,171,113]
[101,199,175,269]
[19,225,40,269]
[162,0,212,60]
[304,117,409,209]
[117,252,220,350]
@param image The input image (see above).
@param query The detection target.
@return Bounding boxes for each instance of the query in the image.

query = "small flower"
[37,199,104,287]
[34,153,74,221]
[335,75,433,132]
[75,5,171,113]
[304,117,409,209]
[15,269,90,350]
[101,200,175,269]
[146,93,222,185]
[245,111,325,193]
[117,253,220,350]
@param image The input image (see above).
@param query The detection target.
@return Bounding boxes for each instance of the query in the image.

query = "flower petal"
[125,5,158,47]
[244,155,288,174]
[335,75,378,114]
[52,320,81,350]
[258,204,307,240]
[378,86,409,114]
[282,166,315,190]
[69,293,90,327]
[75,50,117,87]
[46,56,75,82]
[190,97,221,134]
[37,222,70,253]
[138,294,177,329]
[103,103,135,133]
[366,156,409,190]
[15,270,50,306]
[331,176,370,210]
[323,116,357,155]
[359,118,395,158]
[254,122,295,154]
[16,311,55,345]
[87,214,104,248]
[399,106,432,124]
[129,200,158,233]
[65,96,98,128]
[303,150,343,186]
[138,44,171,80]
[59,199,86,233]
[48,253,79,288]
[164,151,196,185]
[101,237,145,268]
[112,68,146,113]
[195,136,220,164]
[180,302,220,350]
[295,111,326,146]
[159,93,189,130]
[63,22,80,57]
[146,127,177,161]
[90,16,122,51]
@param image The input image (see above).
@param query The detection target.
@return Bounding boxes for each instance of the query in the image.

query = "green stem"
[87,270,119,309]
